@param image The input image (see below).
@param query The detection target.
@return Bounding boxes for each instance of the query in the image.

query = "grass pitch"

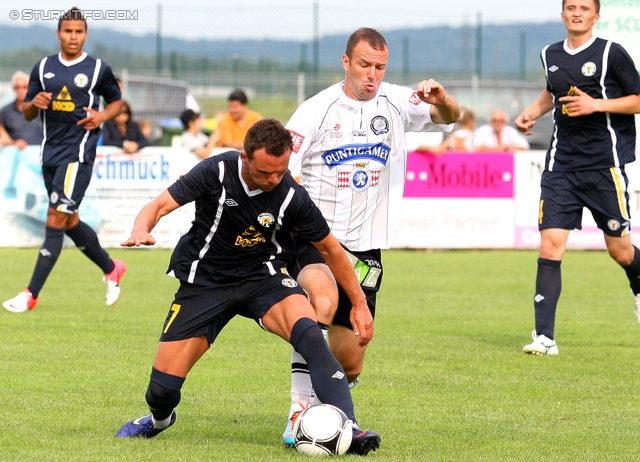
[1,248,639,461]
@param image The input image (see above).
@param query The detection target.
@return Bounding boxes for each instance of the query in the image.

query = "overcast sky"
[1,1,566,40]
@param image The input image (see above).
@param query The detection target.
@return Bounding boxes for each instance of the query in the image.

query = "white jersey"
[287,81,451,251]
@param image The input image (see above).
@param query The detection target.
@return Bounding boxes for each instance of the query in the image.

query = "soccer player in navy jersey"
[114,119,380,455]
[2,8,126,313]
[515,0,640,355]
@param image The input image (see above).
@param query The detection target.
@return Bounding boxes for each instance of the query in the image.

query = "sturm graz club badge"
[370,116,389,135]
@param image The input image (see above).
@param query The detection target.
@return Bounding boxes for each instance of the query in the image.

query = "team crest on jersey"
[337,168,380,192]
[370,116,389,135]
[235,226,266,247]
[281,278,298,288]
[257,212,275,228]
[74,73,89,88]
[608,219,621,231]
[582,62,597,77]
[50,192,59,204]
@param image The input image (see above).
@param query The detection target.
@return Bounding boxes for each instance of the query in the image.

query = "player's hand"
[32,92,53,110]
[78,107,106,130]
[515,111,536,135]
[121,231,156,247]
[349,300,374,346]
[416,79,448,105]
[558,87,597,117]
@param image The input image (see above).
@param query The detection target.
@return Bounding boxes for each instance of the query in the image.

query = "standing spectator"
[475,109,529,151]
[213,89,263,149]
[102,100,149,153]
[0,71,43,148]
[442,107,477,152]
[179,109,216,160]
[515,0,640,355]
[281,27,459,448]
[2,8,126,313]
[114,119,380,456]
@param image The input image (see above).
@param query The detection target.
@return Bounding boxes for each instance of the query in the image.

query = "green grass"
[1,248,640,461]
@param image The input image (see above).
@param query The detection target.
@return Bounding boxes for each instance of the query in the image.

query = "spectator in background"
[102,100,149,153]
[213,89,263,149]
[0,71,43,148]
[474,109,529,152]
[179,109,216,160]
[441,107,476,152]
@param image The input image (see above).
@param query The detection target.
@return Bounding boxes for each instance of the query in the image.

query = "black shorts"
[159,273,306,344]
[539,167,631,237]
[291,237,383,330]
[42,162,93,214]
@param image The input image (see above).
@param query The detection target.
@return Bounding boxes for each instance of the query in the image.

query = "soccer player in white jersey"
[281,27,460,446]
[515,0,640,355]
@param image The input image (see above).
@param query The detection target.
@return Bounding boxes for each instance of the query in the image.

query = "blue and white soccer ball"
[293,404,353,457]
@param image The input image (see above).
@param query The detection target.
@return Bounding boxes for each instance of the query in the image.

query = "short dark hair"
[58,7,87,31]
[244,119,293,158]
[345,28,388,59]
[179,109,200,129]
[562,0,600,13]
[228,89,248,105]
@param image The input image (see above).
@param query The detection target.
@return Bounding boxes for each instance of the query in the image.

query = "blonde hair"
[11,71,29,87]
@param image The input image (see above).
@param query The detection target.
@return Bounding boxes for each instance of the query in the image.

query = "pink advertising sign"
[404,152,514,198]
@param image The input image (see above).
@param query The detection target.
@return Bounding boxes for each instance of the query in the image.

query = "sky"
[1,1,566,41]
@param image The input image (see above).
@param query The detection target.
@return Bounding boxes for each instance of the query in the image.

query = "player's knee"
[311,294,337,325]
[145,368,185,418]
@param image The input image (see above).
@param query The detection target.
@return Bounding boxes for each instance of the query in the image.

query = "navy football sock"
[146,368,185,421]
[534,258,561,339]
[65,221,114,274]
[27,226,65,298]
[290,317,355,421]
[622,246,640,294]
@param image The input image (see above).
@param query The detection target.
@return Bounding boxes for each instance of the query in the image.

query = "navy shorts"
[42,162,93,214]
[291,238,383,330]
[159,272,306,344]
[539,167,631,237]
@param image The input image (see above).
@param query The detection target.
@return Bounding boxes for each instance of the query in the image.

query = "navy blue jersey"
[167,151,331,286]
[542,37,640,171]
[25,52,121,166]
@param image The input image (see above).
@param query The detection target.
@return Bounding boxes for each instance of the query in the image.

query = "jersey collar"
[563,35,597,55]
[57,51,88,67]
[238,155,263,197]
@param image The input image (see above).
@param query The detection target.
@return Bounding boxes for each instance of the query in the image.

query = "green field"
[1,248,639,461]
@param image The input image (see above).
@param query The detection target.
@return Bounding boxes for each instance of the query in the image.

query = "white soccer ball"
[293,404,353,457]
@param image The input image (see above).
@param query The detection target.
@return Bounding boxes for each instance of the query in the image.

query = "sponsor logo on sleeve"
[289,130,304,153]
[409,92,423,106]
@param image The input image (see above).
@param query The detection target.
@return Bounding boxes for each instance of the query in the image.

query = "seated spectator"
[179,109,217,159]
[442,108,476,152]
[0,71,43,149]
[102,100,149,153]
[474,109,529,152]
[214,89,263,149]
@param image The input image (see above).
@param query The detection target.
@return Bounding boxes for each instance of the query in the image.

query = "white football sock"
[152,414,173,429]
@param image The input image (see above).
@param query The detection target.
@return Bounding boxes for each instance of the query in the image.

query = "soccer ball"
[293,404,353,457]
